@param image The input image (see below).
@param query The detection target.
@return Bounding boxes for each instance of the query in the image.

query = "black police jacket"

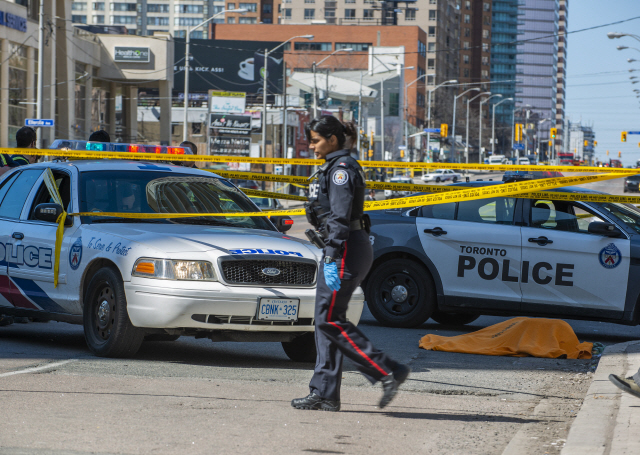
[308,149,366,259]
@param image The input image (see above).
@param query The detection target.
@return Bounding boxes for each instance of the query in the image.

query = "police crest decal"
[69,237,83,271]
[599,243,621,269]
[333,170,349,185]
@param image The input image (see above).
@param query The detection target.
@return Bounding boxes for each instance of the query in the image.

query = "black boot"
[291,393,340,412]
[379,364,411,409]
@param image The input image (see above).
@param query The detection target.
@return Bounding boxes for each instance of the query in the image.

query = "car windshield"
[599,202,640,234]
[626,175,640,182]
[79,170,272,230]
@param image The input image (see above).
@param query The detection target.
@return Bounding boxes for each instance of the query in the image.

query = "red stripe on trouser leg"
[329,321,388,377]
[327,242,347,322]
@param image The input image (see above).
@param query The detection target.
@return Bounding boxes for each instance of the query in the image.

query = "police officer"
[11,126,38,166]
[292,116,410,412]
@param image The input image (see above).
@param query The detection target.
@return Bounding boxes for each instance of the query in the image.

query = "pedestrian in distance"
[292,115,410,412]
[88,130,111,143]
[178,140,198,168]
[365,189,376,201]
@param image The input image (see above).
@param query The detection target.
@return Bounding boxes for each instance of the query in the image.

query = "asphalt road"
[1,170,638,455]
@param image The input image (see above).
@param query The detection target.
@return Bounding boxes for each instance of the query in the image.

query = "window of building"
[304,8,315,19]
[482,29,490,39]
[92,14,104,23]
[147,4,169,13]
[7,43,28,143]
[465,1,471,9]
[227,16,236,23]
[363,9,374,19]
[93,2,104,10]
[175,17,203,26]
[304,0,315,2]
[463,68,470,77]
[429,10,436,20]
[463,14,470,23]
[464,27,470,37]
[481,56,489,65]
[283,8,291,19]
[294,42,332,51]
[264,17,272,23]
[481,69,489,78]
[418,40,426,57]
[72,2,87,11]
[325,9,335,18]
[149,17,170,26]
[239,3,258,12]
[389,93,400,117]
[405,8,416,20]
[417,66,425,79]
[417,93,425,107]
[427,58,435,69]
[336,43,370,51]
[427,75,435,85]
[428,26,435,37]
[483,2,491,11]
[263,3,272,13]
[344,9,355,18]
[346,0,355,3]
[239,17,257,23]
[228,3,236,10]
[72,15,87,23]
[175,4,204,13]
[428,42,435,52]
[429,0,437,4]
[110,2,136,11]
[463,54,469,64]
[463,41,470,49]
[482,42,489,52]
[484,15,490,25]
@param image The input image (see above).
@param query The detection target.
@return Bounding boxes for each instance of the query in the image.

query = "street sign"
[513,144,525,151]
[423,128,441,133]
[627,131,640,135]
[25,119,54,127]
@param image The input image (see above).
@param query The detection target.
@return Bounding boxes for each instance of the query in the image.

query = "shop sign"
[0,11,26,32]
[114,47,150,63]
[209,114,251,135]
[209,91,246,115]
[209,135,251,156]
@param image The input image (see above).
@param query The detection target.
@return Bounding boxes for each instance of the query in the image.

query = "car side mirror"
[588,221,623,237]
[34,203,63,223]
[270,215,293,233]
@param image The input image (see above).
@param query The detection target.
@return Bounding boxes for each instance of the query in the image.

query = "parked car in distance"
[624,174,640,193]
[421,169,461,183]
[385,176,414,199]
[488,155,507,165]
[518,157,531,165]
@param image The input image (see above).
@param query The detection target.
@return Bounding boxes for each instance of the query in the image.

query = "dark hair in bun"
[305,115,358,150]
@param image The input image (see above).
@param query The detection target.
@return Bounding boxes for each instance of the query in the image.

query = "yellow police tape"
[240,187,307,202]
[49,172,632,287]
[4,146,639,175]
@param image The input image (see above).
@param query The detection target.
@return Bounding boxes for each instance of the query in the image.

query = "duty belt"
[349,219,365,231]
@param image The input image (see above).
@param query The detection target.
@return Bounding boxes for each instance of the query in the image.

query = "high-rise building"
[490,0,520,128]
[71,1,227,37]
[556,0,567,157]
[515,0,560,150]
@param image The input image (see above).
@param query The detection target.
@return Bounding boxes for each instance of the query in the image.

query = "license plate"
[257,298,299,321]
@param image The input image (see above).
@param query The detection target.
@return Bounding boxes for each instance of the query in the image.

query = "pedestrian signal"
[440,124,448,137]
[550,128,557,139]
[622,131,627,142]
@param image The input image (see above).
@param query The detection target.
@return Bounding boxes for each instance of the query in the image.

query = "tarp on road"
[419,317,593,359]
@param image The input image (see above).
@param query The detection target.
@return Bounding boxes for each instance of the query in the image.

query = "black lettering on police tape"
[532,262,553,285]
[556,263,574,287]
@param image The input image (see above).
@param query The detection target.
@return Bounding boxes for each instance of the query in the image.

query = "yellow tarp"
[419,317,593,359]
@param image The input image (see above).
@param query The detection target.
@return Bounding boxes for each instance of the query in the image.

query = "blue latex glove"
[324,261,341,292]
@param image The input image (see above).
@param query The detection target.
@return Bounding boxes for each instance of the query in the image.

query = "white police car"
[365,181,640,328]
[0,153,364,360]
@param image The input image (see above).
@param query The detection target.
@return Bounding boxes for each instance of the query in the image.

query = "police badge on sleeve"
[333,170,349,185]
[599,243,622,269]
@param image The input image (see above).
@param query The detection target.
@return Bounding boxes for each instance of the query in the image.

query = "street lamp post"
[608,32,640,43]
[492,97,513,154]
[312,48,353,118]
[426,79,457,161]
[466,91,490,164]
[452,88,480,162]
[478,94,502,163]
[183,8,248,142]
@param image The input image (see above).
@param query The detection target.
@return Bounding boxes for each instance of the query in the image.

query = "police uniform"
[10,155,30,166]
[305,149,398,402]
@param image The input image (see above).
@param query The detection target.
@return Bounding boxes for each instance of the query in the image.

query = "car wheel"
[624,188,628,193]
[452,177,458,183]
[365,259,435,328]
[282,332,316,362]
[144,333,181,342]
[83,267,144,358]
[430,310,479,326]
[435,177,441,183]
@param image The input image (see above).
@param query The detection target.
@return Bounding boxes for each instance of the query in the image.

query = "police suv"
[365,181,640,328]
[0,143,364,360]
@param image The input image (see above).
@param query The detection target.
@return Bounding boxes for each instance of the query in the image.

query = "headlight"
[132,258,217,281]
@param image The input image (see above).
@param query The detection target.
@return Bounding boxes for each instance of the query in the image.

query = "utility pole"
[36,0,44,149]
[380,76,385,161]
[357,71,363,159]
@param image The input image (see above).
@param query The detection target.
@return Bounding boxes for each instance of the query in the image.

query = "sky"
[565,0,640,166]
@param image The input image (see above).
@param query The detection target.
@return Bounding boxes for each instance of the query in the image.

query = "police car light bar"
[50,140,186,155]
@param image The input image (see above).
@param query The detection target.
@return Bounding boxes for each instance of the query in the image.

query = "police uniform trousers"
[309,229,398,402]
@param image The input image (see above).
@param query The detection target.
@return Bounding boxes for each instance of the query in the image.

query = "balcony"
[325,1,337,8]
[338,17,381,25]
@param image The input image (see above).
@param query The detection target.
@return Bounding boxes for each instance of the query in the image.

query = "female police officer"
[292,116,410,412]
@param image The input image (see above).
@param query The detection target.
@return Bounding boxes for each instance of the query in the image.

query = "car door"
[9,168,79,314]
[0,171,22,310]
[520,198,629,316]
[416,196,523,310]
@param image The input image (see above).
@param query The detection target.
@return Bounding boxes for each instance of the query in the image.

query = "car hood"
[82,223,320,258]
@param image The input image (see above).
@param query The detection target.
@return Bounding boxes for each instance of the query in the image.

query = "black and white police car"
[364,181,640,328]
[0,143,364,360]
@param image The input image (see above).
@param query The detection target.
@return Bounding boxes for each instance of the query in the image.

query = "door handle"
[528,236,552,246]
[12,232,24,240]
[424,227,447,237]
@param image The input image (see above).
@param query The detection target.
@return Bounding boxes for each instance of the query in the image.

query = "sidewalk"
[562,340,640,455]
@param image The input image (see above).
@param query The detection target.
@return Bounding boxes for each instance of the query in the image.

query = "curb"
[562,340,640,455]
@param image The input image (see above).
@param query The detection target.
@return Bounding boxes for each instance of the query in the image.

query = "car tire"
[452,177,458,183]
[436,177,441,183]
[282,332,317,362]
[365,259,435,328]
[430,310,479,326]
[144,333,181,342]
[83,267,144,358]
[624,188,628,193]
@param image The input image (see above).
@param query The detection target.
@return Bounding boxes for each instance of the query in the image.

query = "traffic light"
[619,151,622,158]
[400,149,405,158]
[440,124,448,137]
[622,131,627,142]
[548,140,552,147]
[368,150,374,157]
[550,128,557,139]
[515,123,523,142]
[606,150,609,156]
[594,140,598,146]
[584,140,588,147]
